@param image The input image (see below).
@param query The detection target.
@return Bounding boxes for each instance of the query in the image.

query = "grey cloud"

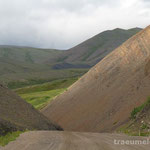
[141,0,150,2]
[0,0,149,49]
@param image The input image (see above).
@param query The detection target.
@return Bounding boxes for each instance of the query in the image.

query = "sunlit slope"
[42,26,150,132]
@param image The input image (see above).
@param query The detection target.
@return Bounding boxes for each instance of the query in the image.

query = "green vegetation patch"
[8,78,54,89]
[0,131,24,146]
[15,77,78,94]
[118,122,150,137]
[131,97,150,119]
[7,69,87,89]
[118,97,150,137]
[15,77,78,109]
[119,128,150,136]
[20,89,66,109]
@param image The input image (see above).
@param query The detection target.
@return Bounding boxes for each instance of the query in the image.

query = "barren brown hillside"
[0,84,62,135]
[42,25,150,132]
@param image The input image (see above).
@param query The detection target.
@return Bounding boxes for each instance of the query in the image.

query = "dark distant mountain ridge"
[0,27,142,85]
[0,84,62,135]
[53,27,142,68]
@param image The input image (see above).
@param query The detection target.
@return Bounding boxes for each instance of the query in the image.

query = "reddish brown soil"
[42,25,150,132]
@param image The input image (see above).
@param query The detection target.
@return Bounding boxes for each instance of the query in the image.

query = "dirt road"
[2,131,150,150]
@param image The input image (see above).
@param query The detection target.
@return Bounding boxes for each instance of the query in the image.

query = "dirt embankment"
[42,25,150,132]
[0,84,62,135]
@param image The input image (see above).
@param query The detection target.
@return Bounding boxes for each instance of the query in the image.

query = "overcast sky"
[0,0,150,49]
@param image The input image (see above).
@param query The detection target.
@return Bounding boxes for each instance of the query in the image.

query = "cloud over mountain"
[0,0,149,49]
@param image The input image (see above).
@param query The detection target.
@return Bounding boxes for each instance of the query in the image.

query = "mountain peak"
[113,28,125,31]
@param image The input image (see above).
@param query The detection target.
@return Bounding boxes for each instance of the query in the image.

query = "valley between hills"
[1,26,150,150]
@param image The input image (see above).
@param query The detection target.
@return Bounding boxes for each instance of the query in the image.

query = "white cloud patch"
[0,0,149,49]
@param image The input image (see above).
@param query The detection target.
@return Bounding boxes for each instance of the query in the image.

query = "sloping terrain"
[0,46,88,87]
[54,27,142,68]
[42,26,150,132]
[0,84,62,136]
[0,46,62,85]
[0,45,61,64]
[120,97,150,136]
[14,77,78,110]
[0,46,61,76]
[3,131,150,150]
[133,100,150,135]
[0,28,141,86]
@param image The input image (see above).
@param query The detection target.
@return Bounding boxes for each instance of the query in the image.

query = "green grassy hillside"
[55,28,142,67]
[0,131,24,146]
[0,46,88,87]
[0,46,61,78]
[119,97,150,136]
[15,77,78,109]
[0,46,62,64]
[6,68,87,89]
[0,28,142,86]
